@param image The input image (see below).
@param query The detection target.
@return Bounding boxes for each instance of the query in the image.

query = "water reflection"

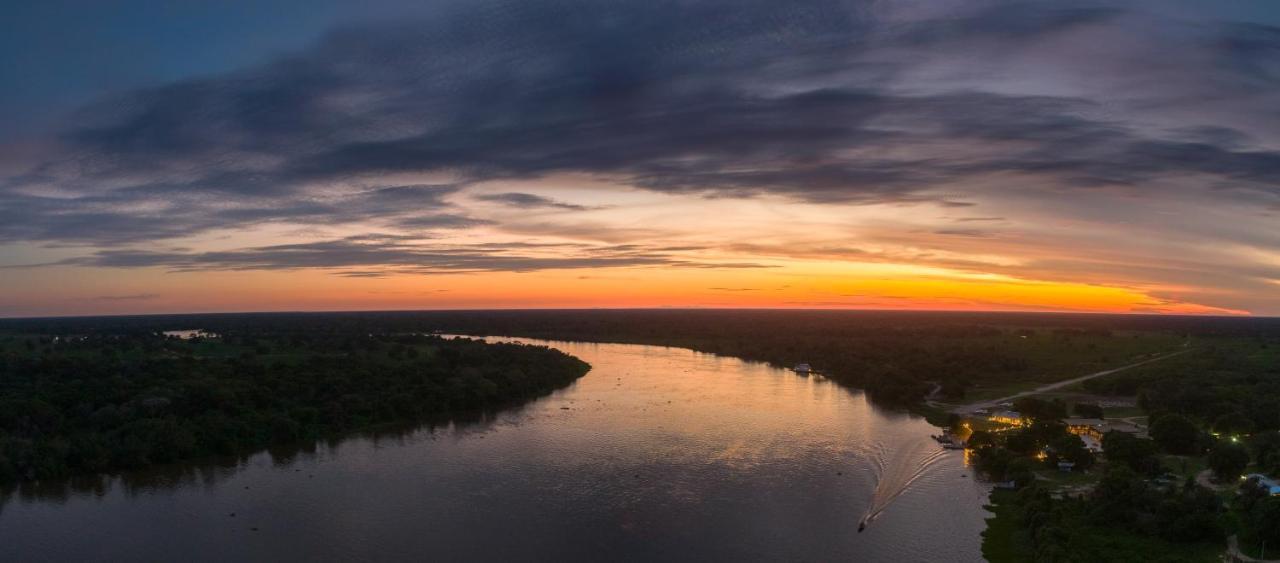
[0,401,545,507]
[0,337,990,562]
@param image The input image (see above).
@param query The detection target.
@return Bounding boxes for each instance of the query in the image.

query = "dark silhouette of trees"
[1149,414,1202,455]
[1209,441,1250,481]
[1214,412,1256,436]
[1102,432,1160,475]
[0,326,589,485]
[1047,434,1094,470]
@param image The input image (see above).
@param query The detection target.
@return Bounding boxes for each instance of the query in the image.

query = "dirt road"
[950,346,1191,414]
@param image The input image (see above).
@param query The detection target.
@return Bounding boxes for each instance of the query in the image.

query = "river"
[0,337,991,562]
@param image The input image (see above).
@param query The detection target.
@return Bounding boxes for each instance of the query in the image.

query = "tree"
[1091,466,1150,525]
[1102,431,1159,475]
[1155,484,1223,543]
[1007,457,1039,488]
[1027,420,1069,446]
[1254,432,1280,474]
[1005,430,1039,455]
[1014,397,1068,422]
[1214,412,1256,436]
[1149,413,1201,455]
[967,430,996,449]
[1049,434,1094,470]
[1208,441,1250,481]
[1249,497,1280,548]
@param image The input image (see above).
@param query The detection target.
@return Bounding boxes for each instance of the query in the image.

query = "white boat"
[793,363,811,374]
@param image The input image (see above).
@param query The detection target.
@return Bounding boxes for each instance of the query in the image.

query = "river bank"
[1,336,990,562]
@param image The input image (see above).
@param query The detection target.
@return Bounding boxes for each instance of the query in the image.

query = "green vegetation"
[1150,414,1201,455]
[973,333,1280,563]
[1209,442,1250,480]
[989,483,1225,562]
[1083,337,1280,434]
[982,490,1030,562]
[0,325,589,485]
[983,484,1225,563]
[1236,491,1280,559]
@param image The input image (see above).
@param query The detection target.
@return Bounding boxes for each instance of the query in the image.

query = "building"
[1064,418,1105,440]
[989,410,1024,426]
[1104,420,1149,439]
[1064,417,1150,443]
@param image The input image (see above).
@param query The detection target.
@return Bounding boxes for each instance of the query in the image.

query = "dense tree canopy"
[1149,414,1202,456]
[1208,442,1250,481]
[0,326,589,485]
[1101,432,1160,476]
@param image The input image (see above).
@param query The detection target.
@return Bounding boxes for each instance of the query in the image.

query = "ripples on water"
[0,337,991,562]
[862,438,951,527]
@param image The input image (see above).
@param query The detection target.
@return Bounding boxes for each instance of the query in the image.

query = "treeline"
[9,310,1276,407]
[391,310,1189,404]
[0,329,589,484]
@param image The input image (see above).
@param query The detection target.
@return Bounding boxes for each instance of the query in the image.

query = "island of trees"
[0,320,589,485]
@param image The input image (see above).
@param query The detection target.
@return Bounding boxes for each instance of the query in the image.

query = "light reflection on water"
[0,337,990,562]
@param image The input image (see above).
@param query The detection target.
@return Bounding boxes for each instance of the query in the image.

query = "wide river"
[0,337,991,562]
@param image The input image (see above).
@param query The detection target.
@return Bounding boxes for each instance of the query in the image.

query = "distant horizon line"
[1,306,1273,322]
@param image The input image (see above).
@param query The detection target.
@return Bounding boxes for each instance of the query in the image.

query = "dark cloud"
[474,192,590,211]
[3,0,1276,240]
[0,0,1278,308]
[43,235,770,274]
[0,183,477,244]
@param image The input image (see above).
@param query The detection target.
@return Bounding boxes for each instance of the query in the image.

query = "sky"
[2,0,1280,317]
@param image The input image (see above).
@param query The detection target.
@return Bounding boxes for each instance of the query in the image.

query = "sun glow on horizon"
[1,252,1250,318]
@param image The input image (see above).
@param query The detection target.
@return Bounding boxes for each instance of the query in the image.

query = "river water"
[0,337,990,562]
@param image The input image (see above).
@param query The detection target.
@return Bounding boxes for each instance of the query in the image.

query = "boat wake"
[858,436,950,531]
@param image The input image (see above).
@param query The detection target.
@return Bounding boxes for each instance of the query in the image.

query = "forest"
[9,310,1278,408]
[971,335,1280,562]
[0,321,589,485]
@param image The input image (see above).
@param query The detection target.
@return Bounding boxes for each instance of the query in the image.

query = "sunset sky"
[3,0,1280,317]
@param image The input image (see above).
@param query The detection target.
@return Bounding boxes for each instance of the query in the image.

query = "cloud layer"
[1,0,1279,313]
